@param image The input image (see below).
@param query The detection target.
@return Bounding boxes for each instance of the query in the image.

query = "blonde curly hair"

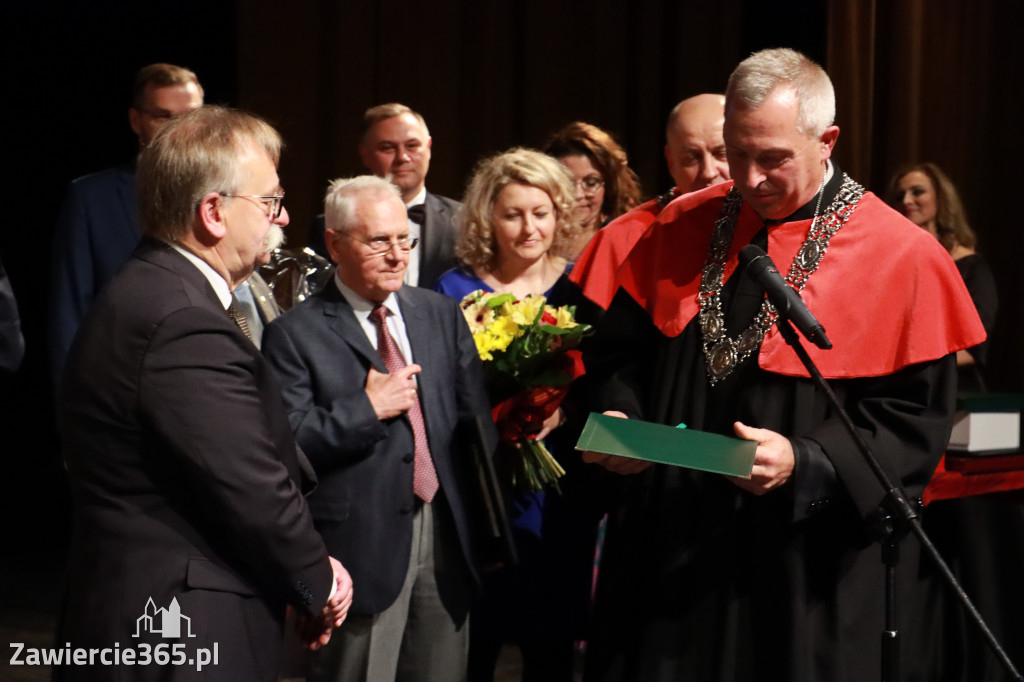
[456,148,582,272]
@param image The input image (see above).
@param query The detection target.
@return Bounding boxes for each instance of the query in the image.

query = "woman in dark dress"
[889,162,1023,681]
[436,148,605,682]
[888,162,997,392]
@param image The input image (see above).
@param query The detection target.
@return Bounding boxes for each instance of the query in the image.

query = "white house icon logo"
[133,597,196,638]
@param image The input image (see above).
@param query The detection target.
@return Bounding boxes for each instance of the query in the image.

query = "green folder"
[575,412,756,478]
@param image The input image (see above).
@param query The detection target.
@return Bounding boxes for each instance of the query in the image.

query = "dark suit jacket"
[56,238,333,681]
[49,162,140,382]
[262,282,495,617]
[308,191,461,289]
[416,191,461,288]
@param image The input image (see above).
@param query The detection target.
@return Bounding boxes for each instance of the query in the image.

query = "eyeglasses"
[134,107,176,121]
[220,192,286,220]
[575,176,605,196]
[338,231,419,256]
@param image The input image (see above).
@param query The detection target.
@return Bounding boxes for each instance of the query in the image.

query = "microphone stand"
[773,315,1023,682]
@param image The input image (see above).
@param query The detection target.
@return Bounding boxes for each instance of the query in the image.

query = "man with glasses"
[263,175,495,682]
[50,64,204,381]
[50,64,281,382]
[56,106,353,679]
[311,103,460,289]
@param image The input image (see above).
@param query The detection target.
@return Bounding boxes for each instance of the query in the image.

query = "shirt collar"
[333,271,401,318]
[405,187,427,209]
[171,243,233,309]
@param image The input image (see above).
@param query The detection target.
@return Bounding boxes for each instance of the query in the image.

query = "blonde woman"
[435,148,602,682]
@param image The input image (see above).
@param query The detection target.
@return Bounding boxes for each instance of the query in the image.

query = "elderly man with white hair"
[263,175,494,682]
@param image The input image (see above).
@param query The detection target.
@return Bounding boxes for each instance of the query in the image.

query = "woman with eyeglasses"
[542,121,642,256]
[435,148,605,682]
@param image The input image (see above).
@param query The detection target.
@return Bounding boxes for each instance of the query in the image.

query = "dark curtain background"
[1,0,1020,655]
[828,0,1022,396]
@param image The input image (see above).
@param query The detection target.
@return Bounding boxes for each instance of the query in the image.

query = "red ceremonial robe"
[582,174,983,682]
[617,181,985,378]
[569,197,664,309]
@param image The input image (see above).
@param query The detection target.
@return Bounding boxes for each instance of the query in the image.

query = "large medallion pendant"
[697,175,864,387]
[707,339,738,382]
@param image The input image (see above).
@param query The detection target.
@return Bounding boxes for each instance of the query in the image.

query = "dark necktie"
[369,304,439,503]
[227,294,254,343]
[406,204,426,225]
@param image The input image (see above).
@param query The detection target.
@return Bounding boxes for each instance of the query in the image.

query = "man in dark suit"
[263,175,494,681]
[49,63,203,382]
[310,104,460,288]
[50,63,281,381]
[56,106,353,681]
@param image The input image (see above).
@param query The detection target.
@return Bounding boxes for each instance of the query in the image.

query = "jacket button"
[400,504,413,515]
[402,453,414,463]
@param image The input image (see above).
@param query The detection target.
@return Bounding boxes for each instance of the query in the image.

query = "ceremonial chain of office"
[698,174,865,385]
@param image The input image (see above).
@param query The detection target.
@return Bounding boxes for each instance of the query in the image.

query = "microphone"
[738,245,832,350]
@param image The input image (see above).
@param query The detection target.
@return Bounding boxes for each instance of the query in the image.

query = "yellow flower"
[554,306,578,329]
[511,294,545,325]
[473,336,494,361]
[470,315,521,361]
[488,316,521,350]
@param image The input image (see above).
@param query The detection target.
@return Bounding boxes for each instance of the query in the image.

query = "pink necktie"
[369,305,439,503]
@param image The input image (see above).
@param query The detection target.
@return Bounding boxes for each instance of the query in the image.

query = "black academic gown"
[582,174,957,682]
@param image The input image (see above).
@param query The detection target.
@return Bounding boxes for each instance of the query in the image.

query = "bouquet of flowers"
[459,290,592,492]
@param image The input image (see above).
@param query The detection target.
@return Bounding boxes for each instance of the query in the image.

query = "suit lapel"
[399,288,431,363]
[420,192,445,278]
[320,284,385,371]
[398,289,441,430]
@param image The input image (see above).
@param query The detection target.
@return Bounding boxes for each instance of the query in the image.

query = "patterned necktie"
[227,294,254,343]
[369,304,439,503]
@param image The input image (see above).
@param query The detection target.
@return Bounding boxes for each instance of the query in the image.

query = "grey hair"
[324,175,403,234]
[137,106,280,243]
[726,48,835,137]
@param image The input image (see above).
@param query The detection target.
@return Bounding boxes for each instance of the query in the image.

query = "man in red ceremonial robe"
[570,93,731,309]
[581,49,985,682]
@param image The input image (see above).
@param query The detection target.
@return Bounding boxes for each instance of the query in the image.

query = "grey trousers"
[311,503,470,682]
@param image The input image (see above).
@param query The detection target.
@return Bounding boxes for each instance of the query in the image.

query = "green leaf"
[485,293,516,308]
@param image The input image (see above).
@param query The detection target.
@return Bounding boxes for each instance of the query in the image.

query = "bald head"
[664,93,730,193]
